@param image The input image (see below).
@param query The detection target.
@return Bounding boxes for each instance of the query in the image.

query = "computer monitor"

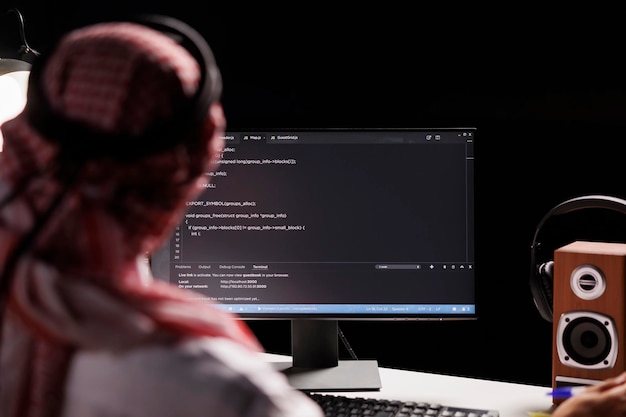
[150,127,476,391]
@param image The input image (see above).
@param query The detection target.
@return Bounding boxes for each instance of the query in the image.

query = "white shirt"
[62,337,324,417]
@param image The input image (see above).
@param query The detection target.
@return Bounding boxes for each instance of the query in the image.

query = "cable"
[338,326,358,360]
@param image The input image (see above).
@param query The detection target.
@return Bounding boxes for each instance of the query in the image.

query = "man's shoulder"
[63,338,270,416]
[63,337,323,417]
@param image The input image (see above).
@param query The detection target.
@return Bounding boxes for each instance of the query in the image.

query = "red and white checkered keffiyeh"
[0,21,262,417]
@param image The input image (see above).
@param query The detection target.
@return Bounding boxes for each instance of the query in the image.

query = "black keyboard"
[306,392,500,417]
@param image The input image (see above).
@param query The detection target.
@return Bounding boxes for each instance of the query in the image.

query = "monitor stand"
[270,319,382,391]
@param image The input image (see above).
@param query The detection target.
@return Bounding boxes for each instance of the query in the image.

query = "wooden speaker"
[552,240,626,403]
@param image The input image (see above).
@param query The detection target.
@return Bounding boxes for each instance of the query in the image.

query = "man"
[0,16,323,417]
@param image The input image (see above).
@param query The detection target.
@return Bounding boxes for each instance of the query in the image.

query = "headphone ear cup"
[539,260,554,305]
[535,260,554,322]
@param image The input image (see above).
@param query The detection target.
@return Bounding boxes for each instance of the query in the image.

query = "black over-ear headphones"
[24,14,222,161]
[529,194,626,323]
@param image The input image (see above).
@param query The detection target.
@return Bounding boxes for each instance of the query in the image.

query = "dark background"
[4,3,626,387]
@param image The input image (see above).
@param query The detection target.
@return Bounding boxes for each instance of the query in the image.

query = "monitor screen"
[150,127,476,390]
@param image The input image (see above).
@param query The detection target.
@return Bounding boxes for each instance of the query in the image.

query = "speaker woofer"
[556,311,617,369]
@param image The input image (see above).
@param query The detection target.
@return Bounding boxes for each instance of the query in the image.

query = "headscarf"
[0,19,262,417]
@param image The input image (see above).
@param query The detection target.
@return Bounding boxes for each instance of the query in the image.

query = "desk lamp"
[0,8,39,151]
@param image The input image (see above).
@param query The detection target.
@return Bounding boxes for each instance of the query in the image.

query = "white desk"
[263,353,554,417]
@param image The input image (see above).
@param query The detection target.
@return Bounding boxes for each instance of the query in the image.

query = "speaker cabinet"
[552,240,626,403]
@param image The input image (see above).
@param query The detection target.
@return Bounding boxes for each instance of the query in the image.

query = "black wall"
[4,3,626,387]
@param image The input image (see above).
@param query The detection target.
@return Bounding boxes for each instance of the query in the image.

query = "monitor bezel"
[149,126,478,322]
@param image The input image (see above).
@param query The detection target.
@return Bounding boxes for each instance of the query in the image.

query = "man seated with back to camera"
[0,15,323,417]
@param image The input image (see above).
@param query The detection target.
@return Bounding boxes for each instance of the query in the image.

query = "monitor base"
[272,359,382,391]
